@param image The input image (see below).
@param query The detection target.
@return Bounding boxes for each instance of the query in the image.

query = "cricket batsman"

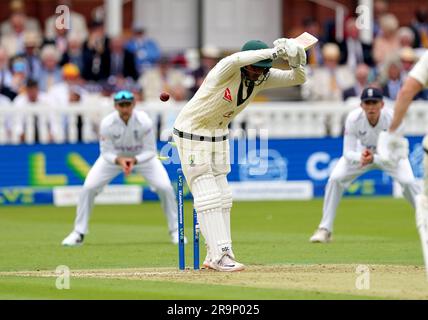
[173,39,307,271]
[310,87,421,243]
[377,51,428,278]
[62,90,186,246]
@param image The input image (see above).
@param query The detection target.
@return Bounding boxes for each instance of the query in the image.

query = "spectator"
[81,21,110,81]
[381,57,403,100]
[139,55,188,101]
[10,57,27,94]
[45,0,88,41]
[21,31,43,80]
[0,47,17,100]
[0,0,41,53]
[373,14,400,66]
[38,45,63,92]
[0,93,13,142]
[400,47,418,78]
[108,36,139,81]
[48,64,89,142]
[125,27,161,75]
[339,18,373,69]
[49,63,85,108]
[60,32,85,72]
[373,0,389,37]
[0,11,27,56]
[43,23,69,57]
[189,46,221,97]
[398,27,416,48]
[343,63,371,100]
[410,7,428,48]
[303,43,354,101]
[13,78,57,144]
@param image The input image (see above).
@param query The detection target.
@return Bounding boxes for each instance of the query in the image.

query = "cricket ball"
[160,92,170,102]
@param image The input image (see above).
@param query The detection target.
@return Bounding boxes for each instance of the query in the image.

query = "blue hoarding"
[0,136,424,205]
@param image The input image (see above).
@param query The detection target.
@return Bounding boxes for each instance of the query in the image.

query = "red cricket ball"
[160,92,170,102]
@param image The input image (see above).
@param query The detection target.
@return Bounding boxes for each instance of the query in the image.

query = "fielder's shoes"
[170,230,188,245]
[210,254,245,272]
[309,228,332,243]
[62,231,84,247]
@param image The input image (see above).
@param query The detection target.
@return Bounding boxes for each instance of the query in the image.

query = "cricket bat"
[294,32,319,50]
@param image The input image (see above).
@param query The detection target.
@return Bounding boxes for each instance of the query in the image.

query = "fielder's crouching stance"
[173,38,307,271]
[62,91,185,246]
[377,51,428,278]
[311,87,421,243]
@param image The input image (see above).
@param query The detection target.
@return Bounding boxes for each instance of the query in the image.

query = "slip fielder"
[377,51,428,278]
[173,38,307,271]
[310,87,421,243]
[62,91,185,246]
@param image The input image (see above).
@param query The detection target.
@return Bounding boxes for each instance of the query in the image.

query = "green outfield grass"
[0,198,427,300]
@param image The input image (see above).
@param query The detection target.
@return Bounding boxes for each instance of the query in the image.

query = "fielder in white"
[173,39,307,271]
[62,90,185,246]
[377,51,428,278]
[311,87,421,243]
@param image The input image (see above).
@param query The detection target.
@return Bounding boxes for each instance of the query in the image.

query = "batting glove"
[273,38,306,68]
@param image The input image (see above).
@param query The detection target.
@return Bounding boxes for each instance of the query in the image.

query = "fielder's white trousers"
[73,156,177,235]
[319,157,421,232]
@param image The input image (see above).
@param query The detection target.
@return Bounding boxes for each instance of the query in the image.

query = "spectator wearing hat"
[38,45,63,92]
[303,43,354,101]
[48,63,85,108]
[189,46,221,97]
[48,63,90,142]
[20,31,43,80]
[45,0,88,41]
[81,21,110,81]
[13,78,58,144]
[125,27,161,75]
[0,0,41,55]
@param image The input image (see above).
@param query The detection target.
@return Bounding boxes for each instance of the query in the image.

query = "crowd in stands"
[1,0,428,143]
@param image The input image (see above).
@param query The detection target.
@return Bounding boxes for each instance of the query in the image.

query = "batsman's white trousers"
[173,134,234,261]
[73,156,177,235]
[319,157,421,232]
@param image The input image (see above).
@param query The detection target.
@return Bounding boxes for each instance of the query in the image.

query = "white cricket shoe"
[310,228,332,243]
[210,254,245,272]
[170,230,188,245]
[62,231,84,247]
[202,253,212,269]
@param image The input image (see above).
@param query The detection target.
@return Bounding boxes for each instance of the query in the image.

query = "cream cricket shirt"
[99,110,156,165]
[343,107,401,165]
[409,51,428,88]
[174,48,306,136]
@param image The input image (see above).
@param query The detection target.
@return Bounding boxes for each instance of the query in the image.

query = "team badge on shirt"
[223,88,232,102]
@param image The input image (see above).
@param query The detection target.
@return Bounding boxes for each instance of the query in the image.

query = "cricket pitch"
[1,264,427,300]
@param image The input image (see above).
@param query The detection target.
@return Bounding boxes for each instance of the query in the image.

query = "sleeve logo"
[223,88,232,102]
